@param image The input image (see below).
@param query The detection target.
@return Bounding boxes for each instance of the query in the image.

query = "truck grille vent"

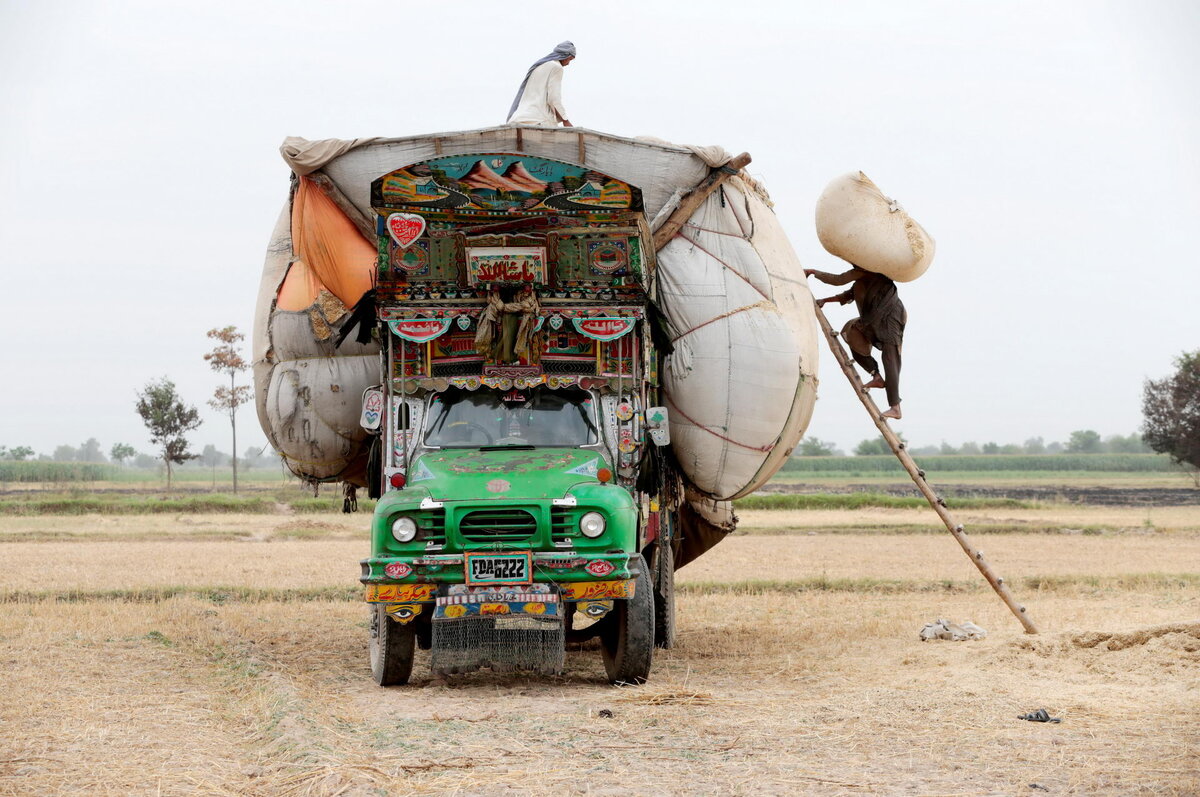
[416,509,446,545]
[459,509,538,542]
[550,508,575,545]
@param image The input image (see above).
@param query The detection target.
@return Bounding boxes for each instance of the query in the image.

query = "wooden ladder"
[813,302,1039,634]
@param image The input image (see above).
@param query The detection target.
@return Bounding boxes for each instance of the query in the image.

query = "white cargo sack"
[658,175,818,501]
[815,171,935,283]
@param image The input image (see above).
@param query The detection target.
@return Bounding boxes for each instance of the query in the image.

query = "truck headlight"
[391,517,418,542]
[579,511,606,538]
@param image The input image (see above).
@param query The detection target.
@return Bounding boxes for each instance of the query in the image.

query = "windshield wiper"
[479,444,536,451]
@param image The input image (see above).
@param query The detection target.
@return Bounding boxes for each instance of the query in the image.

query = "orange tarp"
[289,176,376,306]
[275,258,323,311]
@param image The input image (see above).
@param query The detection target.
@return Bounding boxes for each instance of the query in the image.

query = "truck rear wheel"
[369,605,416,686]
[600,554,654,685]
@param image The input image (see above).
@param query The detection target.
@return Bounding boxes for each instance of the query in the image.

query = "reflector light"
[390,472,406,488]
[597,468,613,483]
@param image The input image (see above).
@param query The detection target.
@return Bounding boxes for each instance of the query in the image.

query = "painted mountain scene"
[372,154,641,214]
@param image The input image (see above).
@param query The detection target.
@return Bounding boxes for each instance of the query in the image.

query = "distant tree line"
[801,348,1198,480]
[797,430,1153,458]
[0,440,276,469]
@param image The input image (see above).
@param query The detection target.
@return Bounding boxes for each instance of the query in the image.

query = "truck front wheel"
[600,554,654,685]
[369,605,416,686]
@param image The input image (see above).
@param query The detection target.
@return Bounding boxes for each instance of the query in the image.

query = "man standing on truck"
[806,265,906,420]
[506,41,576,127]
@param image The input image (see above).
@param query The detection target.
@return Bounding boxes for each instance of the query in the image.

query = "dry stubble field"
[1,490,1199,796]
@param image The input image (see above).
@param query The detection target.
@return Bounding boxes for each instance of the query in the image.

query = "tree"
[110,443,136,465]
[1142,350,1200,485]
[1023,437,1045,455]
[135,377,202,489]
[0,446,34,461]
[1065,429,1102,454]
[854,436,889,456]
[242,446,266,469]
[200,444,219,468]
[854,434,903,456]
[982,442,1000,454]
[78,438,107,463]
[53,444,78,462]
[797,437,839,456]
[1106,433,1151,454]
[204,326,253,493]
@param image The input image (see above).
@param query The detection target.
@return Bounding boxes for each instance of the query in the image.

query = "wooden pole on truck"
[812,301,1040,634]
[652,153,753,251]
[309,171,376,242]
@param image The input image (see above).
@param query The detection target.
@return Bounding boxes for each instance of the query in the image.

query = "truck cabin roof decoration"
[370,154,643,217]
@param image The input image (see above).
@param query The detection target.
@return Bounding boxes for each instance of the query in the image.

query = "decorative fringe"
[342,483,358,514]
[474,288,542,363]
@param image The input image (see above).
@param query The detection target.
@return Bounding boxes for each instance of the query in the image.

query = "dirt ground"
[2,508,1198,795]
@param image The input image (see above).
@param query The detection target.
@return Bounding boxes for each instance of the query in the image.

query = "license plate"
[465,552,532,585]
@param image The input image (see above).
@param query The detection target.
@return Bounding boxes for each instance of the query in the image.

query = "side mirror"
[644,406,670,447]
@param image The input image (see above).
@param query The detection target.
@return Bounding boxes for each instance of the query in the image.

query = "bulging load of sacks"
[254,127,821,540]
[815,171,935,282]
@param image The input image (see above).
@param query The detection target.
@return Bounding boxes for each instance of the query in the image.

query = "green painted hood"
[407,448,606,502]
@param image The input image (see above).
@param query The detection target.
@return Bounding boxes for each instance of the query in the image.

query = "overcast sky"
[1,0,1197,458]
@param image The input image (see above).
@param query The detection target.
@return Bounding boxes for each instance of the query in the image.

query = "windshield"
[424,387,599,448]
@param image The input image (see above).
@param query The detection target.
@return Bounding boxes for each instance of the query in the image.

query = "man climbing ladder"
[806,265,905,419]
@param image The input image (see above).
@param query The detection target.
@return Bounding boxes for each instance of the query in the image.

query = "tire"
[369,605,416,686]
[415,613,433,651]
[653,537,676,650]
[600,554,654,685]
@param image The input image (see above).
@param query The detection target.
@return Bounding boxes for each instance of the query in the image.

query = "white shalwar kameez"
[507,61,568,126]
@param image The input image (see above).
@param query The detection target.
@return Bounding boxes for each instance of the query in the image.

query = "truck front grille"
[458,509,538,542]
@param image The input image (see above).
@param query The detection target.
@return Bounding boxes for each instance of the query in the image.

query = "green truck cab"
[357,152,674,685]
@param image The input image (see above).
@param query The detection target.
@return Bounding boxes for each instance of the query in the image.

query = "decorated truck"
[254,127,820,686]
[362,153,674,684]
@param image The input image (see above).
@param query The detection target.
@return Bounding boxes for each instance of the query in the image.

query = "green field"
[2,454,1194,520]
[0,461,294,487]
[781,453,1179,473]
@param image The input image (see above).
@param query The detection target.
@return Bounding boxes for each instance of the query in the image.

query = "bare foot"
[881,405,902,420]
[863,374,885,389]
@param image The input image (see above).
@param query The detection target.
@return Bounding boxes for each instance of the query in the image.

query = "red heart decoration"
[387,213,426,249]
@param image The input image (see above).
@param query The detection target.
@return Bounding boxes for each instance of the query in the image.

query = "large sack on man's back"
[815,171,935,283]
